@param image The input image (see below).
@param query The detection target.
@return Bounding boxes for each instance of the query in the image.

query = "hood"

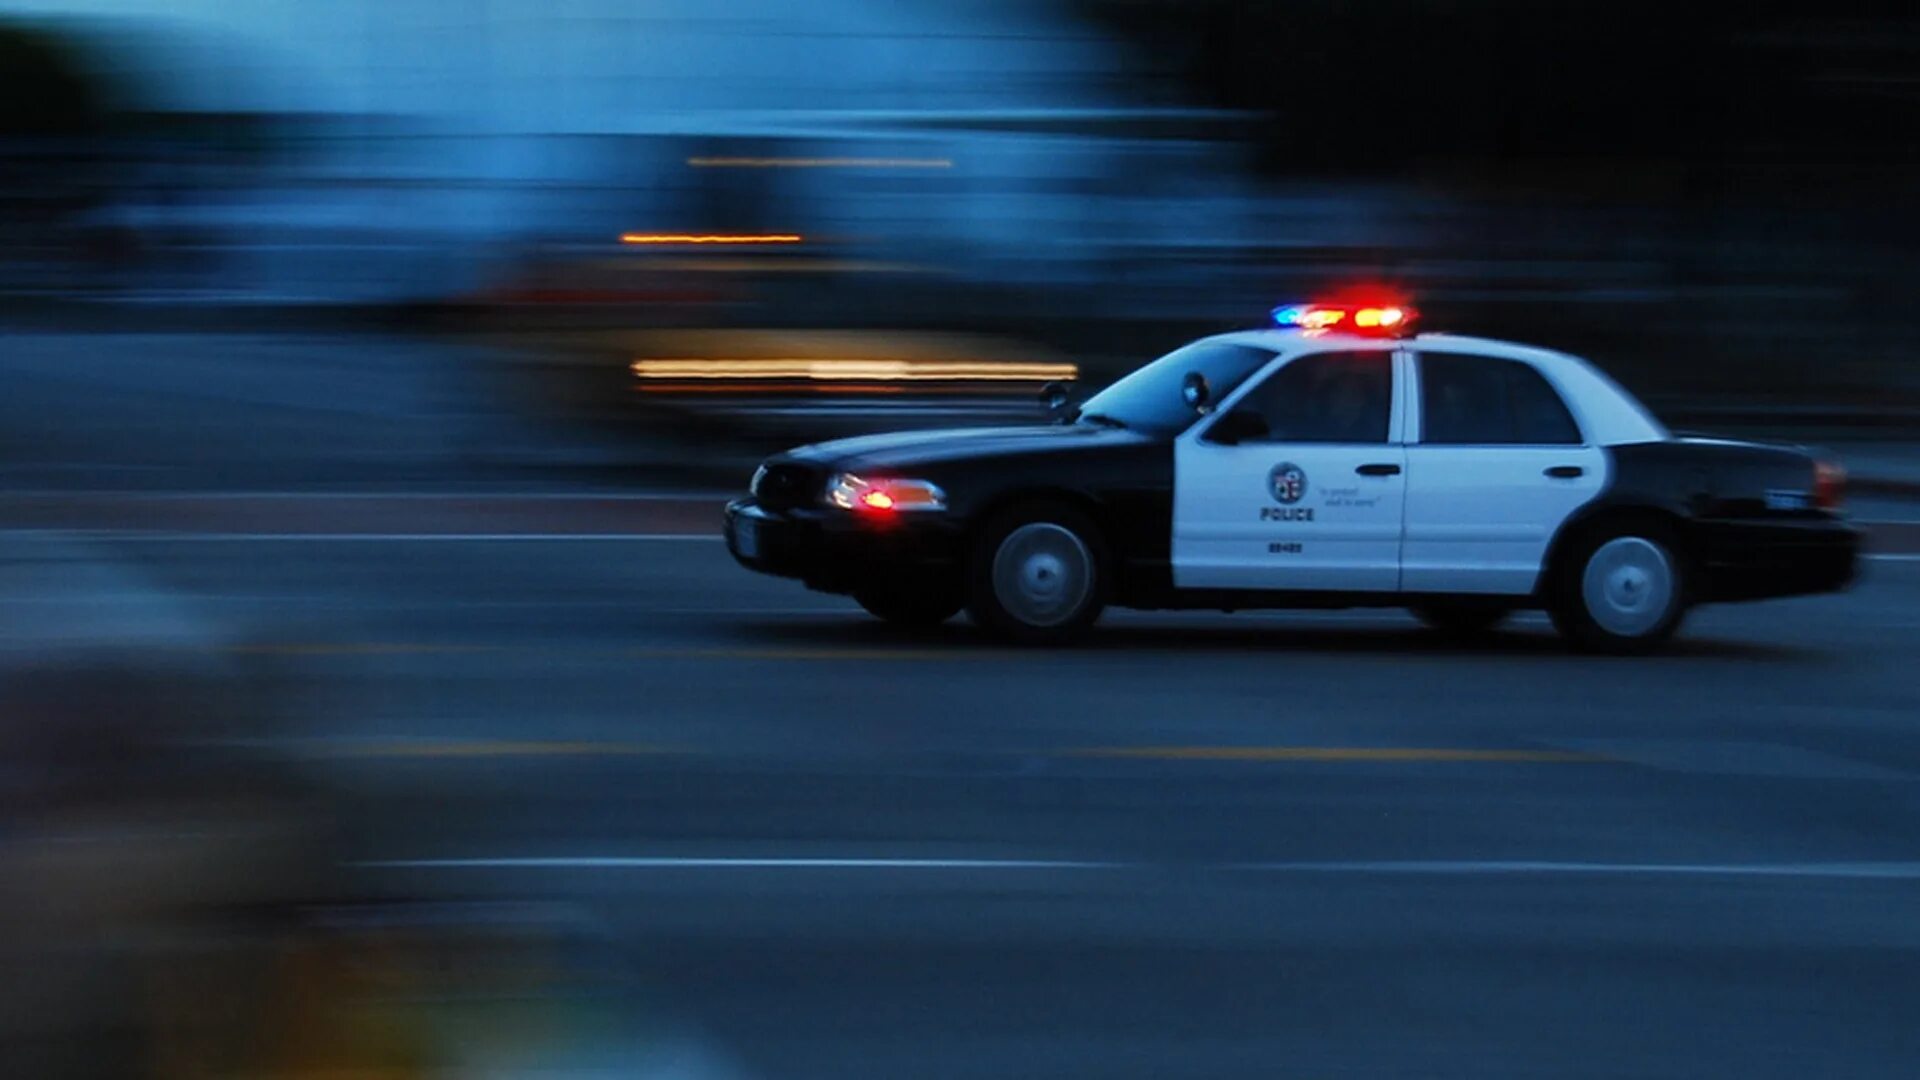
[785,424,1154,470]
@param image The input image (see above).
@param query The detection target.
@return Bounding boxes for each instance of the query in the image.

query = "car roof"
[1198,329,1669,446]
[1207,328,1572,359]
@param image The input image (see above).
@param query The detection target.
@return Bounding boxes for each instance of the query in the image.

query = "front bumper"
[724,498,964,595]
[1693,516,1861,602]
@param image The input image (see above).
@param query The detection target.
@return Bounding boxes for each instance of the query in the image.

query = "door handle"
[1355,463,1402,477]
[1545,465,1585,479]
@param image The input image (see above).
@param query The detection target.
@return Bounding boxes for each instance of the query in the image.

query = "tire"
[1411,602,1510,636]
[967,503,1107,644]
[1549,522,1689,654]
[855,585,963,627]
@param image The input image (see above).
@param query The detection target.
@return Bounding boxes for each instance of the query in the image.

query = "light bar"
[1272,303,1415,335]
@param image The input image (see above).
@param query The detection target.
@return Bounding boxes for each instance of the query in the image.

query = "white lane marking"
[362,857,1121,870]
[362,856,1920,880]
[1865,554,1920,562]
[1106,611,1411,624]
[97,532,725,542]
[1233,860,1920,880]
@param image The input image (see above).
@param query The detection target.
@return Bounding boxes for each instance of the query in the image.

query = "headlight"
[825,473,947,512]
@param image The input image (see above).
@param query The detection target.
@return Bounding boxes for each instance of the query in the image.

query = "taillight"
[1813,459,1846,511]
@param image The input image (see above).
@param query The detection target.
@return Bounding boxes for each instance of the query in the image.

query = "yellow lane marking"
[228,642,500,656]
[322,740,674,759]
[1074,746,1606,763]
[224,643,1008,662]
[651,646,1005,662]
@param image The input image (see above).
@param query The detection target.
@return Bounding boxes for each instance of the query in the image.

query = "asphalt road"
[45,515,1920,1078]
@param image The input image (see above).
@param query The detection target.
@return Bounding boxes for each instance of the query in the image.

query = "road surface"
[22,505,1918,1079]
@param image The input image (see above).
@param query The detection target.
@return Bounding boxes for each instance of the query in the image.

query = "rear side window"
[1419,354,1582,445]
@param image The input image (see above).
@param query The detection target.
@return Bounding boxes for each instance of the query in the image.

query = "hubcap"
[1581,536,1676,637]
[992,523,1093,628]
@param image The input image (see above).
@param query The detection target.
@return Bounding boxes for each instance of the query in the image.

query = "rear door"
[1173,347,1407,592]
[1402,349,1606,594]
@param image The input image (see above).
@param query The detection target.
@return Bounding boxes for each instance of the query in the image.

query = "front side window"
[1076,342,1275,436]
[1211,351,1393,444]
[1419,353,1582,445]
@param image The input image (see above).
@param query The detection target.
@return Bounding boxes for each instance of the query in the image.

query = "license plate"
[733,516,760,559]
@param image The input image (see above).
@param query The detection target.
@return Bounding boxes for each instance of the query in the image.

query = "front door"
[1173,348,1406,592]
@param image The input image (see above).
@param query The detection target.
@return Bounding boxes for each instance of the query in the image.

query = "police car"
[724,303,1859,651]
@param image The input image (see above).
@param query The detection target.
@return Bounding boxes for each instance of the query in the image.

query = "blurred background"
[3,1,1920,1076]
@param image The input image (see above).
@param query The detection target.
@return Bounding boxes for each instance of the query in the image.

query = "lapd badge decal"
[1269,462,1307,505]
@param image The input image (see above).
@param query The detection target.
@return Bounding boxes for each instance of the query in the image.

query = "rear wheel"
[1411,602,1510,636]
[968,504,1107,645]
[1550,525,1688,653]
[855,585,963,627]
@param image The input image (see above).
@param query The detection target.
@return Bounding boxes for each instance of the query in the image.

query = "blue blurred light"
[1272,305,1308,327]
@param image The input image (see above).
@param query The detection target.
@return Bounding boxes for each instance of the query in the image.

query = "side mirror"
[1039,380,1074,418]
[1206,410,1269,446]
[1181,372,1211,412]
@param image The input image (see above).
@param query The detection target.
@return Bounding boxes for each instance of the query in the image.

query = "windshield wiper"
[1079,412,1128,430]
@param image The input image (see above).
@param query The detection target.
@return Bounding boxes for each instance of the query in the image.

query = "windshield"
[1076,342,1277,436]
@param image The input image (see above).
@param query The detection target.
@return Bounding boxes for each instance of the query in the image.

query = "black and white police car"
[725,303,1859,651]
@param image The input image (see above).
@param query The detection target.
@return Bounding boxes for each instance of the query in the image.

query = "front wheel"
[968,504,1107,645]
[1550,526,1688,653]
